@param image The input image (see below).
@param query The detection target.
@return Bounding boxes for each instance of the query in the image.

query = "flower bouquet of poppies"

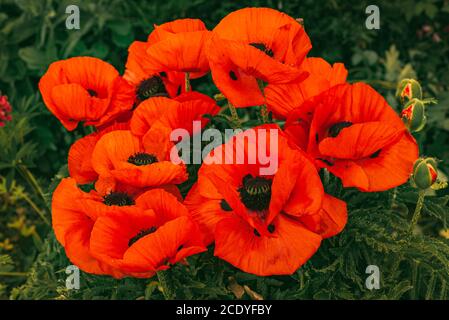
[37,7,446,292]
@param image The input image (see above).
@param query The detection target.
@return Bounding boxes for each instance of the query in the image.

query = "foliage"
[1,0,449,300]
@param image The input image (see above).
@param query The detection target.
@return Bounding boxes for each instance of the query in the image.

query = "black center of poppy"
[220,199,233,211]
[136,76,168,101]
[128,226,157,247]
[128,152,158,166]
[370,149,381,158]
[328,121,353,137]
[238,174,272,212]
[229,71,238,81]
[103,192,135,206]
[87,89,97,97]
[250,43,274,57]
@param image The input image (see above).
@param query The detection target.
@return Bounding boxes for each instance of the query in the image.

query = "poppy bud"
[401,98,426,132]
[396,79,422,104]
[412,158,438,190]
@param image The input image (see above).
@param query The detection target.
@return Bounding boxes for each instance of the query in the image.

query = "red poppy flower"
[91,130,187,195]
[184,124,346,275]
[265,57,347,119]
[52,178,125,277]
[68,122,129,185]
[89,188,206,275]
[147,18,207,44]
[39,57,135,131]
[124,19,209,102]
[206,7,312,107]
[130,92,219,145]
[286,83,419,192]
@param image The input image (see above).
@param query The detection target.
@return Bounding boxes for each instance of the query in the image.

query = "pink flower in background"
[0,94,12,127]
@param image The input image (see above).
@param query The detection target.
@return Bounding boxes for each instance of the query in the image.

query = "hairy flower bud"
[401,98,426,132]
[412,158,438,190]
[396,79,422,104]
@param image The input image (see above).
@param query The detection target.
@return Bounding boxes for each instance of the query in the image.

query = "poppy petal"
[214,215,322,276]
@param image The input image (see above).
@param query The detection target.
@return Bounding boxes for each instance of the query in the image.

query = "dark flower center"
[328,121,353,137]
[128,227,157,247]
[87,89,97,97]
[250,43,274,57]
[136,76,168,101]
[103,192,135,206]
[229,71,238,81]
[220,199,232,211]
[238,174,272,212]
[370,149,381,158]
[128,152,158,166]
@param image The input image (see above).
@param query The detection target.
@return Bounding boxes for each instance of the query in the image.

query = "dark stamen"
[268,224,275,233]
[317,158,334,167]
[137,76,168,101]
[128,152,158,166]
[128,227,157,247]
[229,71,238,81]
[253,229,261,237]
[238,174,272,212]
[103,192,135,206]
[220,199,232,211]
[250,43,274,57]
[87,89,97,97]
[370,149,381,158]
[328,121,353,137]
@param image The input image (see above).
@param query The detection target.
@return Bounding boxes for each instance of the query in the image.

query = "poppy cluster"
[40,8,419,278]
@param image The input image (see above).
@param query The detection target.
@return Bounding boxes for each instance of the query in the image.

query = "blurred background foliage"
[0,0,449,299]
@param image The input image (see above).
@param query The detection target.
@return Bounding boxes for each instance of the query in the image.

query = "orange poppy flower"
[68,122,129,185]
[130,92,219,145]
[39,57,135,131]
[91,130,187,195]
[147,18,207,44]
[265,57,348,119]
[184,124,347,275]
[206,8,311,107]
[287,83,419,192]
[124,19,209,102]
[89,188,206,275]
[52,178,125,277]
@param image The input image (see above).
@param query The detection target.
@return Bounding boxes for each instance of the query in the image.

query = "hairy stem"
[228,102,241,129]
[17,164,49,213]
[185,72,191,92]
[157,270,174,300]
[410,191,425,233]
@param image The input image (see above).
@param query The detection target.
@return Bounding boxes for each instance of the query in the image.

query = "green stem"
[260,105,269,124]
[22,193,50,226]
[410,191,425,233]
[17,164,50,212]
[157,270,174,300]
[257,79,269,123]
[228,102,241,129]
[0,271,28,277]
[185,72,191,92]
[390,187,398,208]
